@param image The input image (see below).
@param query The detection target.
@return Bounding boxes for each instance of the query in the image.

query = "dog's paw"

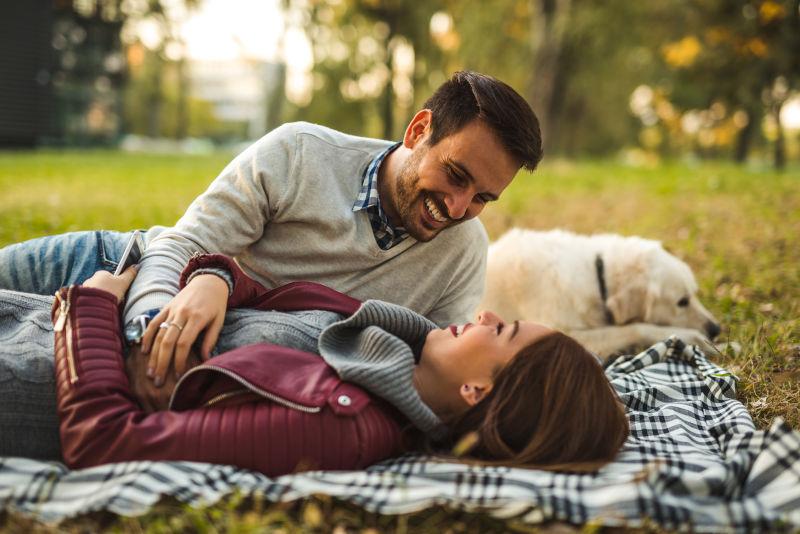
[670,328,717,353]
[636,324,713,352]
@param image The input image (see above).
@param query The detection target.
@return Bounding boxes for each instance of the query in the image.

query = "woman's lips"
[449,323,473,337]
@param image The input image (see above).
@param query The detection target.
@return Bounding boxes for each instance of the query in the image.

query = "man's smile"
[423,196,448,225]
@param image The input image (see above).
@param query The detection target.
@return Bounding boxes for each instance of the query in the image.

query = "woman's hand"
[141,274,228,387]
[82,266,138,304]
[125,344,201,412]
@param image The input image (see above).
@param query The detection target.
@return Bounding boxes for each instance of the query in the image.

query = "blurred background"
[0,0,798,470]
[1,0,798,168]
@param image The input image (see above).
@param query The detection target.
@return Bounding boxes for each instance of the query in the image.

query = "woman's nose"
[476,310,502,326]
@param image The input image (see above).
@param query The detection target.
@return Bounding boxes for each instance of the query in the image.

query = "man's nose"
[443,192,473,220]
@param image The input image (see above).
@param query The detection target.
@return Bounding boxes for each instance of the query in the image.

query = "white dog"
[478,228,721,357]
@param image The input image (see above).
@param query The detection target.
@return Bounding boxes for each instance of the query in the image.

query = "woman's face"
[422,310,554,384]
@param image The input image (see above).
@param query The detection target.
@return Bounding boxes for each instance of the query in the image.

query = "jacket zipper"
[204,389,249,407]
[169,364,321,413]
[53,286,78,384]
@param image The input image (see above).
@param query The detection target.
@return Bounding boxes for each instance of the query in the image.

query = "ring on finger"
[171,322,185,331]
[159,321,171,330]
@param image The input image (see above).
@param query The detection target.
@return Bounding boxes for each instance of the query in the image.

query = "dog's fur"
[478,228,721,357]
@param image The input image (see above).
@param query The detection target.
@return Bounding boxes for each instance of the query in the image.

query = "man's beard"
[392,144,441,242]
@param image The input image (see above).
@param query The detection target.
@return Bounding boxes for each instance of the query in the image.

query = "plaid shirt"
[353,142,407,250]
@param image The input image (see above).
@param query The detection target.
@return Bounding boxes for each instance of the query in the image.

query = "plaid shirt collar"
[353,142,407,250]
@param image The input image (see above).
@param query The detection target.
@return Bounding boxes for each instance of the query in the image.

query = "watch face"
[125,319,144,343]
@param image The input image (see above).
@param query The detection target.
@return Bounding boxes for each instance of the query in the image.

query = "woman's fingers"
[141,308,169,354]
[172,321,205,378]
[149,313,188,385]
[138,274,229,385]
[118,264,138,288]
[151,313,212,385]
[81,265,138,303]
[151,323,182,386]
[199,314,225,361]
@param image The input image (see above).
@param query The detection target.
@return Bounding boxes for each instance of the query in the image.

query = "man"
[0,71,542,393]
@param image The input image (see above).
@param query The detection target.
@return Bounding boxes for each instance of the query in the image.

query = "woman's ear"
[460,383,492,406]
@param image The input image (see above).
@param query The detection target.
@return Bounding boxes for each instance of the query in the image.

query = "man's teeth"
[456,324,464,336]
[425,197,447,223]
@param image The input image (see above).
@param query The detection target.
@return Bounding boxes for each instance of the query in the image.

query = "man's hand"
[125,344,201,412]
[141,274,228,387]
[82,266,138,303]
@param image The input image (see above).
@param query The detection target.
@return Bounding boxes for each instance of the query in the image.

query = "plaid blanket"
[2,337,799,532]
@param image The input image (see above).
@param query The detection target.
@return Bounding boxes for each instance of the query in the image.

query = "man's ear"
[460,383,492,407]
[404,109,432,149]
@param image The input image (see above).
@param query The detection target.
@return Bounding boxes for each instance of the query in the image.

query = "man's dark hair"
[422,71,543,171]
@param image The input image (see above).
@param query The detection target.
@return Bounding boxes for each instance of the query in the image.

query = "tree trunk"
[381,28,396,140]
[265,62,286,133]
[773,102,785,171]
[175,54,188,139]
[528,0,572,154]
[146,51,164,138]
[734,108,757,164]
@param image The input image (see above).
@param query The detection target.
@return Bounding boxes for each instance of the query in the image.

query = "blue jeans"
[0,230,136,460]
[0,230,134,295]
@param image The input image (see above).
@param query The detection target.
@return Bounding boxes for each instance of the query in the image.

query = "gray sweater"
[125,122,488,327]
[1,290,445,439]
[218,300,443,435]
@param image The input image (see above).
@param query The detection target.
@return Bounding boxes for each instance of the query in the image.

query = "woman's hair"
[438,331,629,472]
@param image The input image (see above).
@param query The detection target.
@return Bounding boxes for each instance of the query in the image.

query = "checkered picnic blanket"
[2,337,799,532]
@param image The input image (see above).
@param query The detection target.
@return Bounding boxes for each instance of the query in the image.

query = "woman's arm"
[179,253,268,309]
[53,281,398,475]
[179,253,362,314]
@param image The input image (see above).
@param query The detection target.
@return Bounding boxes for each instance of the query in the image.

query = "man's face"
[387,118,520,242]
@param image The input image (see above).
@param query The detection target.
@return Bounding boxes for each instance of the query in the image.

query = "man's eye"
[496,323,504,334]
[447,169,466,186]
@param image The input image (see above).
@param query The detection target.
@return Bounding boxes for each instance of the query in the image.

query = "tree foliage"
[281,0,798,166]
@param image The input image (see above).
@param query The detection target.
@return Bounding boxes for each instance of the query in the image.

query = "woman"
[1,254,628,475]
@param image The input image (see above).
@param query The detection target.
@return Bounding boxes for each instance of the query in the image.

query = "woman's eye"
[677,297,690,307]
[496,323,504,334]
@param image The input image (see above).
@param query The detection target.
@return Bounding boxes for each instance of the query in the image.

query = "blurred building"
[0,2,124,147]
[0,1,54,147]
[189,59,285,139]
[49,5,125,145]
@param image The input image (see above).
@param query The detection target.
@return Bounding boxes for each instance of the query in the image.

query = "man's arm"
[123,123,301,385]
[124,123,302,321]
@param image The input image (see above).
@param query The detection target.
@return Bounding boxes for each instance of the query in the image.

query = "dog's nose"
[706,321,721,340]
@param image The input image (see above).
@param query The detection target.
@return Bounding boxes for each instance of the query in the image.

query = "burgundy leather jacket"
[52,254,404,476]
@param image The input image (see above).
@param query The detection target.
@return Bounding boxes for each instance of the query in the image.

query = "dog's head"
[605,242,721,339]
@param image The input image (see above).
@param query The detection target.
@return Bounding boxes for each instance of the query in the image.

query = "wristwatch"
[124,309,160,345]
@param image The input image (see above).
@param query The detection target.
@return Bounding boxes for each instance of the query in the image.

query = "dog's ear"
[606,283,648,325]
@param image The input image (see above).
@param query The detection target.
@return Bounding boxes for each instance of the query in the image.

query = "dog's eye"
[677,297,690,307]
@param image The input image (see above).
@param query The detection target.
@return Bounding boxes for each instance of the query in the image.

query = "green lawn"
[1,149,798,532]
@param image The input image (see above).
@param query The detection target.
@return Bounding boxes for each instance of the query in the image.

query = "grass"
[1,149,798,532]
